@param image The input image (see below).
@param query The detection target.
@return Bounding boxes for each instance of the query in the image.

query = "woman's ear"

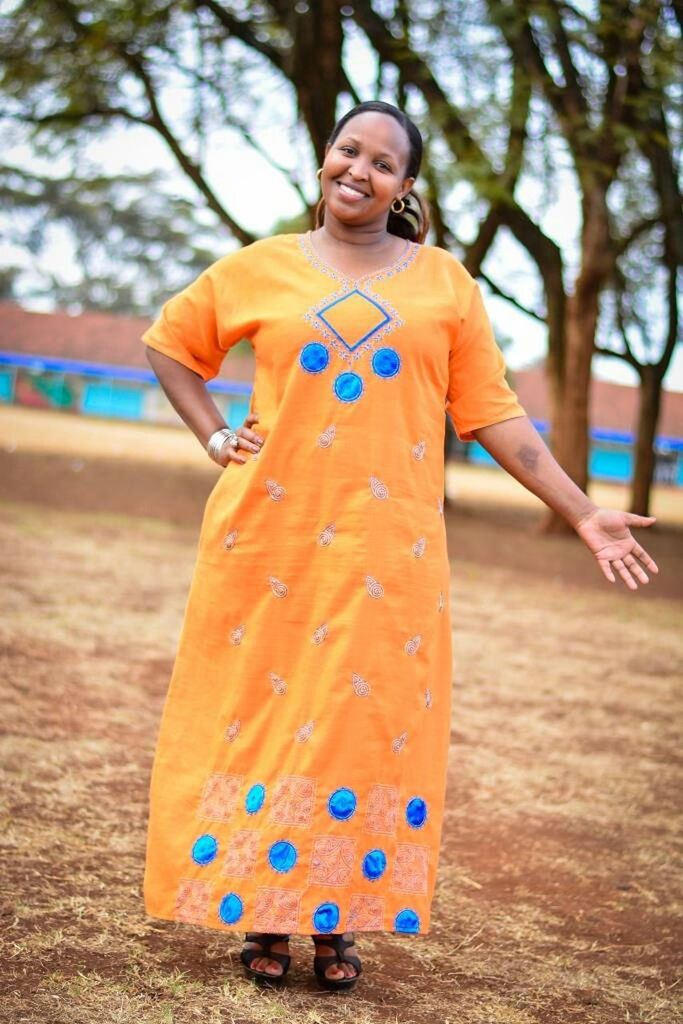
[400,176,416,199]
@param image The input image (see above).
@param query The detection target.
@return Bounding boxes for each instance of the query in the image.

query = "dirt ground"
[1,408,682,1024]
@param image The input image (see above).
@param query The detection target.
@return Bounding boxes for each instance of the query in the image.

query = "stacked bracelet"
[207,427,240,464]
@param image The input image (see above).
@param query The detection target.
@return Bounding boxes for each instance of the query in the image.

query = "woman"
[142,101,658,992]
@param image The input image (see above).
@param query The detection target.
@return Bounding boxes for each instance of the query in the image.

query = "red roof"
[1,300,681,437]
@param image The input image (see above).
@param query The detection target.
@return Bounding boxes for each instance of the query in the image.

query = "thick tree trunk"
[630,366,662,516]
[541,187,612,533]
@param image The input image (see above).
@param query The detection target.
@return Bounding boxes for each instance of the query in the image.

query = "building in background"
[1,300,681,486]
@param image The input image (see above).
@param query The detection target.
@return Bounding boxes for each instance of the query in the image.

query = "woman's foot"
[312,932,362,988]
[240,933,291,983]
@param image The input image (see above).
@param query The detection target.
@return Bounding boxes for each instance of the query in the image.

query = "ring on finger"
[226,430,240,450]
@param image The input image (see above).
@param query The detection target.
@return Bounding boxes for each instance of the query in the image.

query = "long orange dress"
[141,231,525,936]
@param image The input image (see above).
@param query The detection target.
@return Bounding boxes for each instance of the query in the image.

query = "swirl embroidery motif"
[268,576,288,598]
[223,529,238,550]
[412,440,426,460]
[369,475,389,500]
[412,537,426,558]
[318,523,336,546]
[404,634,422,656]
[230,624,246,646]
[317,425,336,448]
[312,623,329,645]
[269,672,287,695]
[265,478,286,501]
[365,575,384,599]
[352,673,371,697]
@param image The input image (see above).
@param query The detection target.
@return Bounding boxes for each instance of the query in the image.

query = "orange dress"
[141,232,525,936]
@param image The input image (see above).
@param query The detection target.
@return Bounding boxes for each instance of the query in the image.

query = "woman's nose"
[348,159,370,180]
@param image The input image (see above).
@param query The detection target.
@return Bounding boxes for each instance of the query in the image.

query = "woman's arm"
[472,415,659,590]
[145,347,263,465]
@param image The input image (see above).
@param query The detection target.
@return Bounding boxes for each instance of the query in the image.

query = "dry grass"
[1,408,682,1023]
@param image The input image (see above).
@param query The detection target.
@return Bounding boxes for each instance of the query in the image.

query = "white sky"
[3,27,680,393]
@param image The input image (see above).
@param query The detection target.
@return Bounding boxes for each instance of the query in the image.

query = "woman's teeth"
[338,183,367,200]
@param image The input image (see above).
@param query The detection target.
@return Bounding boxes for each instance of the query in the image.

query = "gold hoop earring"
[391,197,405,214]
[316,168,323,181]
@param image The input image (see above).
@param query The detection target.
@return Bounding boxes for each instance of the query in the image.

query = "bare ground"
[0,409,681,1024]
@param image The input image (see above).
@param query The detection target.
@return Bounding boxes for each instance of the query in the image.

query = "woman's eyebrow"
[341,135,396,161]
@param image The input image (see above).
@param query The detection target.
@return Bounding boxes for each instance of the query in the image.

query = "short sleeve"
[446,279,526,441]
[141,255,245,381]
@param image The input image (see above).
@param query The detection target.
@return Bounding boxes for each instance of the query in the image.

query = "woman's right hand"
[220,412,265,466]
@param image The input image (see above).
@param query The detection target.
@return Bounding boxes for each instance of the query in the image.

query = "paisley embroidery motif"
[404,634,422,656]
[425,687,433,709]
[392,731,408,754]
[223,529,238,551]
[318,523,336,546]
[295,719,315,743]
[352,673,371,697]
[269,672,287,695]
[317,424,336,448]
[411,440,426,460]
[225,719,241,743]
[265,478,286,501]
[311,623,329,645]
[369,475,389,500]
[412,537,426,558]
[229,624,246,646]
[268,576,288,598]
[365,575,384,599]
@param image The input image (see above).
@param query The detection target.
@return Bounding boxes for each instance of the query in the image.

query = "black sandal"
[312,932,362,992]
[240,932,291,987]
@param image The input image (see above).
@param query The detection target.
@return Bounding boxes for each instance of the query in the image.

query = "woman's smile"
[337,180,369,201]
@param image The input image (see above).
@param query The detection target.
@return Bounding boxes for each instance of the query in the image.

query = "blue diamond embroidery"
[317,289,391,352]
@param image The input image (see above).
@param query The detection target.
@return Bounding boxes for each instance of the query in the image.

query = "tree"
[0,163,228,314]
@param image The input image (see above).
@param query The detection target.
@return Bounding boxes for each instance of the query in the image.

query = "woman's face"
[321,112,415,228]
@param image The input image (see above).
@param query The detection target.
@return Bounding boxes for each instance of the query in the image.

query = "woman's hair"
[315,100,430,244]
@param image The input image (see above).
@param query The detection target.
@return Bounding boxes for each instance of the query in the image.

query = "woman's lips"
[337,182,368,201]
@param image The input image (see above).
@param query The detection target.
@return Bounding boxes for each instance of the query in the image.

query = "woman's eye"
[340,146,355,155]
[377,162,391,172]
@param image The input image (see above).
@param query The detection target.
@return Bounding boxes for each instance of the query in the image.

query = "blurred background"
[1,4,681,1023]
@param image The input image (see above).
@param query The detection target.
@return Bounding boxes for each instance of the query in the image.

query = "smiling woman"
[141,99,659,996]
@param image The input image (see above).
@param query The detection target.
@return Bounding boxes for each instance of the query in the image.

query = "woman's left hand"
[574,508,659,590]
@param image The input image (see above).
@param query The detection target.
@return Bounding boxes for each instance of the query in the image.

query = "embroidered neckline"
[298,230,420,286]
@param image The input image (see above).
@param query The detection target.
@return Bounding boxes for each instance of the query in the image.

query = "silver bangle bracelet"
[207,427,240,464]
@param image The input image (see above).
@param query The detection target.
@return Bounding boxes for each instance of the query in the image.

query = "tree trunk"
[540,186,612,533]
[630,366,662,516]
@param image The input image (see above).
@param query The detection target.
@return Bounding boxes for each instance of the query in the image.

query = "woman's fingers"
[632,543,659,574]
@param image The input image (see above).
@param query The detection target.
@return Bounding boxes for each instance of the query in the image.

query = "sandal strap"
[241,933,291,971]
[312,932,362,974]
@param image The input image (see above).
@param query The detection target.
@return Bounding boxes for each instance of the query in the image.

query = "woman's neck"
[315,215,397,254]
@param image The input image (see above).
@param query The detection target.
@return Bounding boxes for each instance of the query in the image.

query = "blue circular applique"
[328,787,357,820]
[372,347,401,378]
[362,849,387,881]
[245,783,266,814]
[300,342,330,374]
[406,796,428,829]
[218,892,243,925]
[191,833,218,866]
[395,908,420,933]
[268,839,298,873]
[334,371,363,402]
[313,901,340,932]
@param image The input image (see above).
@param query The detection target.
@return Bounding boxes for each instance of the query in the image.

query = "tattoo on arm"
[516,444,540,473]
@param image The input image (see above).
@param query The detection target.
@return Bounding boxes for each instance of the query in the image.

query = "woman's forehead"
[336,112,410,160]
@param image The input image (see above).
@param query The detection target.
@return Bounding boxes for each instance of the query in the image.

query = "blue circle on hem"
[191,833,218,866]
[313,901,340,932]
[328,787,357,820]
[395,908,420,933]
[268,839,298,873]
[300,342,329,374]
[334,371,363,402]
[406,796,428,829]
[245,783,266,814]
[372,347,401,378]
[218,892,244,925]
[362,849,387,881]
